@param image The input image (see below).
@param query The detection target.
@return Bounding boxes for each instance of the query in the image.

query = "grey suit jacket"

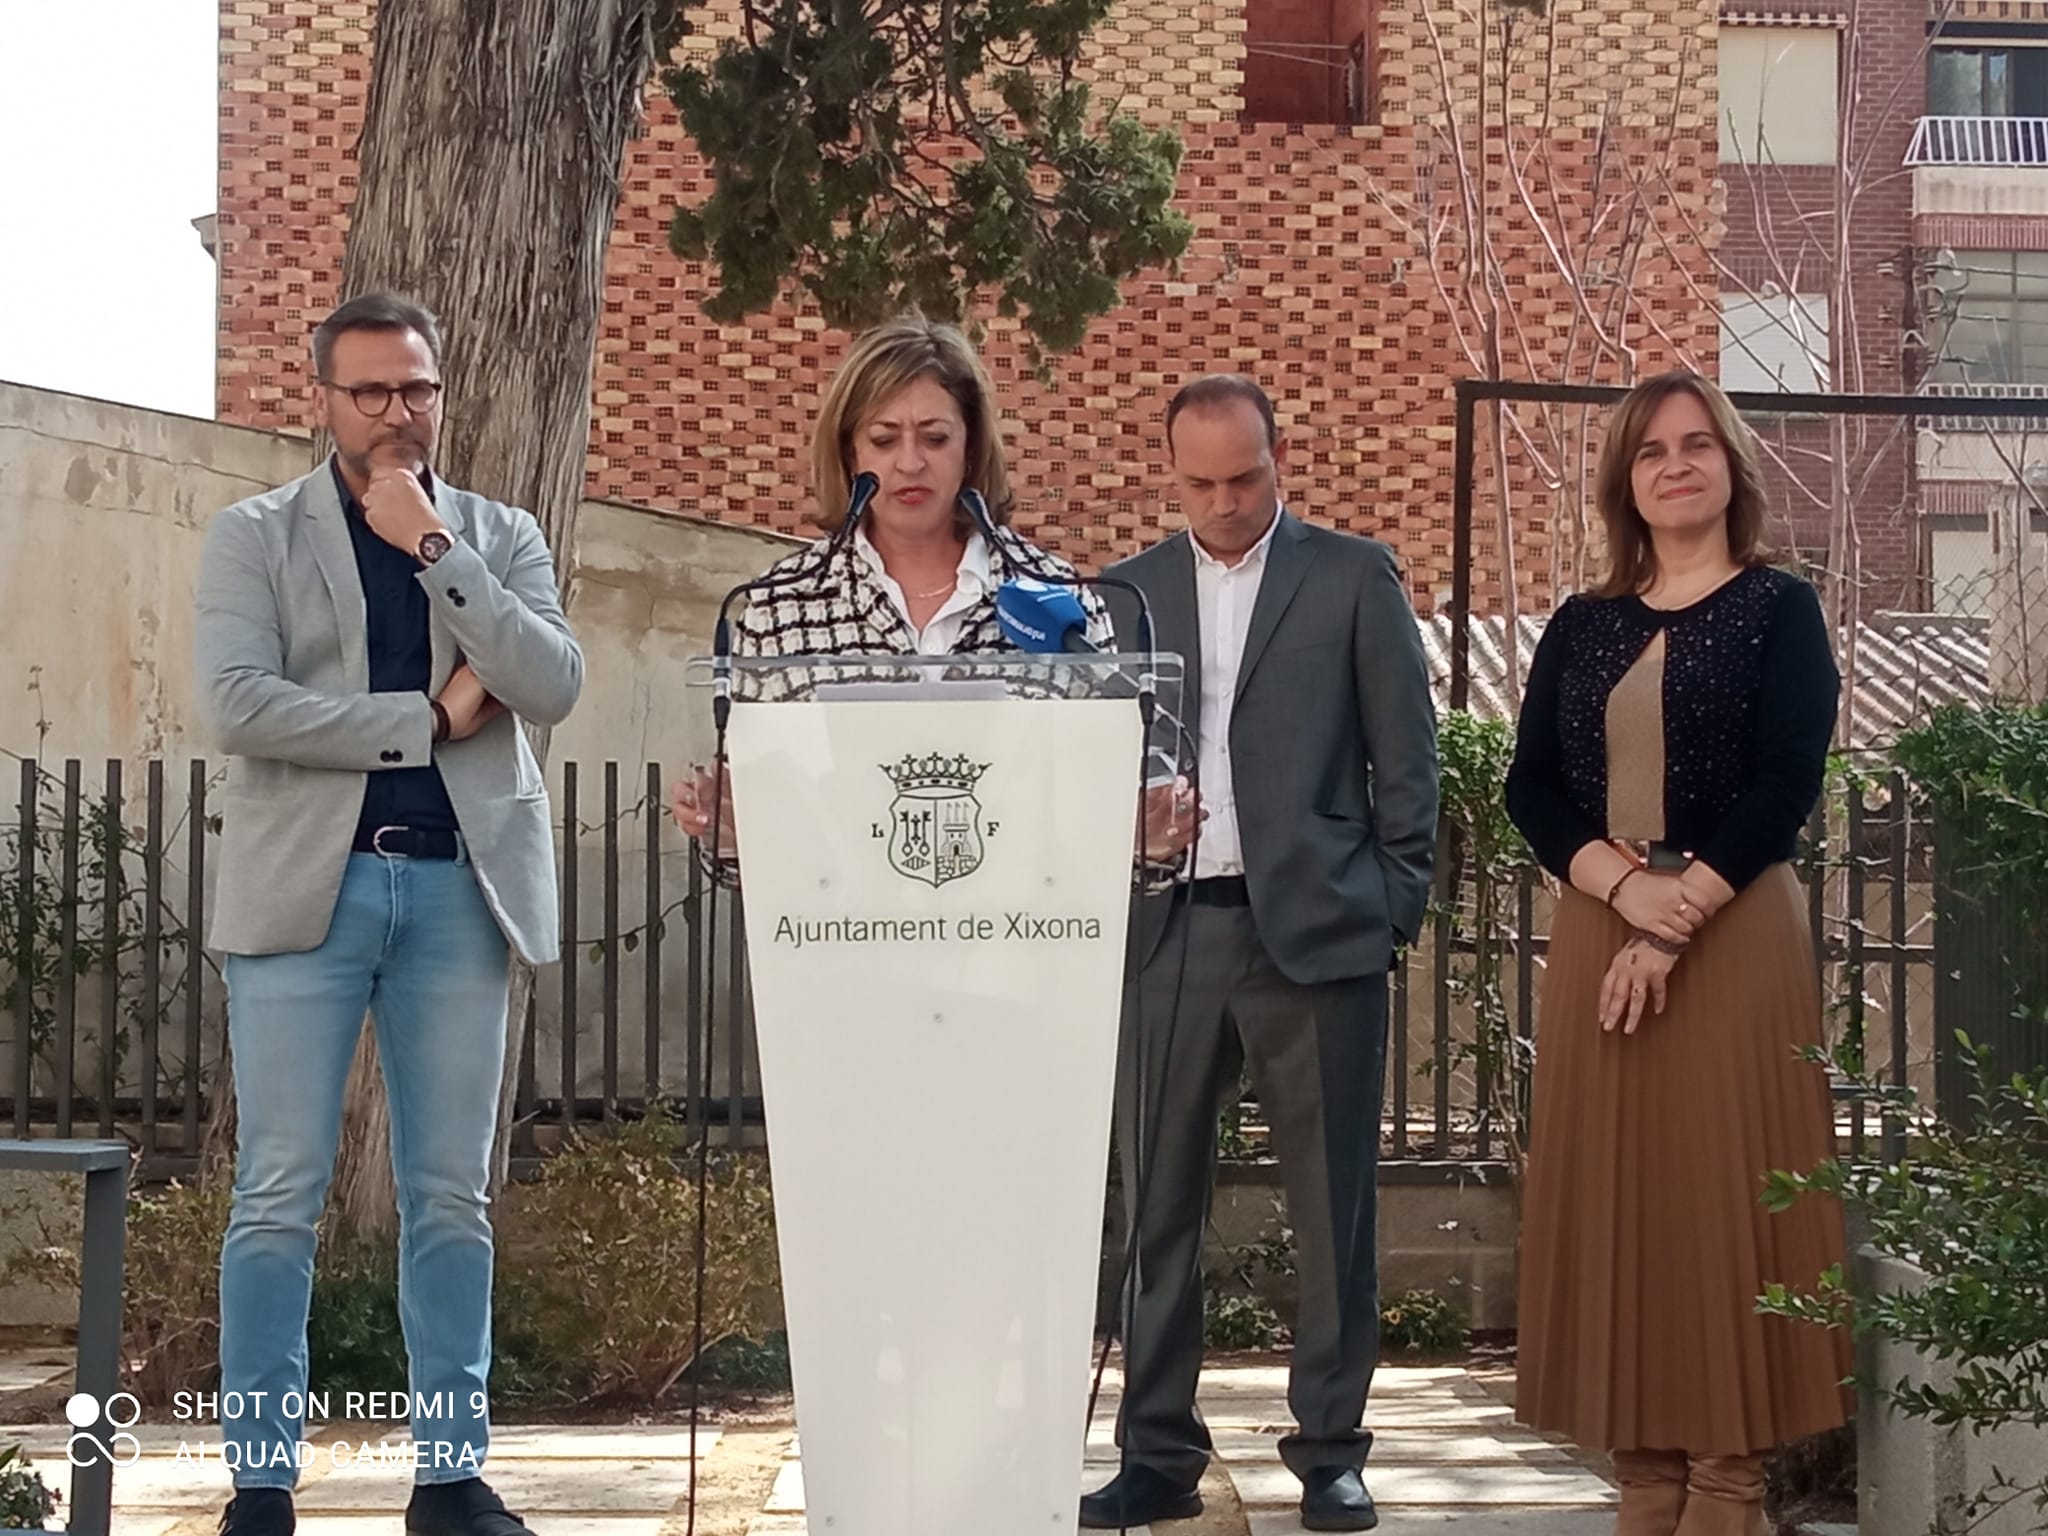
[194,457,583,965]
[1108,512,1438,984]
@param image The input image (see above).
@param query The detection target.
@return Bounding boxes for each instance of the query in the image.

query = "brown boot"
[1611,1449,1689,1536]
[1672,1454,1767,1536]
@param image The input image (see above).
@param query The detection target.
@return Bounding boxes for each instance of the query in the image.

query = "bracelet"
[430,701,451,744]
[1628,925,1687,957]
[1605,865,1641,907]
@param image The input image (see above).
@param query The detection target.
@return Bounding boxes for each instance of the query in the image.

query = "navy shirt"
[335,460,459,839]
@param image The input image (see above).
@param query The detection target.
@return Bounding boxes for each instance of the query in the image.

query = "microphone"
[710,471,881,727]
[995,578,1099,654]
[959,487,1156,659]
[960,487,1170,769]
[996,577,1198,787]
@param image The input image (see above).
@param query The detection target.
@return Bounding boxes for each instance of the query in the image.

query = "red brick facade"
[216,0,1724,613]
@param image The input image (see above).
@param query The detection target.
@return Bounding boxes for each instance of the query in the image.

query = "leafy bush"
[1203,1284,1281,1351]
[2,1176,231,1404]
[1892,702,2048,895]
[1432,710,1539,1163]
[687,1331,792,1391]
[0,1444,55,1531]
[1380,1288,1469,1354]
[504,1111,782,1402]
[7,1114,783,1410]
[1761,1041,2048,1532]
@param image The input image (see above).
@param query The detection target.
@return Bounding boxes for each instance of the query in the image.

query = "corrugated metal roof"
[1418,612,1991,754]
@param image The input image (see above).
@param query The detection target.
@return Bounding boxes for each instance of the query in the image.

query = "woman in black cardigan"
[1505,371,1849,1536]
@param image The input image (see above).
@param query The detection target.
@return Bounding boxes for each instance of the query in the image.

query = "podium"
[690,651,1184,1536]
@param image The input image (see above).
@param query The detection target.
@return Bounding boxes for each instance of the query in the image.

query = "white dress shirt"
[1191,509,1282,878]
[856,527,995,655]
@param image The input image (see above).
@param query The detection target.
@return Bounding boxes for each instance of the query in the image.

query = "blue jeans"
[219,851,511,1488]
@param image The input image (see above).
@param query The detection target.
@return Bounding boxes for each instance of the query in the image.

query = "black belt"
[354,825,462,860]
[1188,875,1250,907]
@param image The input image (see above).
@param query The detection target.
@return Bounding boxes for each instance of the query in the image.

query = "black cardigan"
[1503,566,1840,892]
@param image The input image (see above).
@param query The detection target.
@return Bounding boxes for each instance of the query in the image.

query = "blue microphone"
[996,578,1099,653]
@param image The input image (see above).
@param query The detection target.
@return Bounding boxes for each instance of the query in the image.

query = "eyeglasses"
[322,379,443,416]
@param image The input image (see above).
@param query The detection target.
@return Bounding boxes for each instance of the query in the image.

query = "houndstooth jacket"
[698,522,1119,883]
[730,523,1114,664]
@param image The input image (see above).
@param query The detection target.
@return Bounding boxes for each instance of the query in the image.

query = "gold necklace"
[909,578,957,600]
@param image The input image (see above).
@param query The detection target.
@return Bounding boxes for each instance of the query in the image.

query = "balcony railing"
[1907,114,2048,167]
[1915,379,2048,431]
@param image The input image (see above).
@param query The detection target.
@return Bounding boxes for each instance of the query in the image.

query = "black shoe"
[1078,1465,1203,1528]
[219,1488,295,1536]
[405,1478,533,1536]
[1300,1466,1378,1531]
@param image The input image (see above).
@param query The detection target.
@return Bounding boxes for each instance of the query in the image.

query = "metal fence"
[2,753,1939,1180]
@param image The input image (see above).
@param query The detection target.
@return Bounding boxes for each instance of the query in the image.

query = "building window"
[1718,26,1840,165]
[1926,252,2048,386]
[1241,0,1373,125]
[1719,293,1831,392]
[1928,45,2048,117]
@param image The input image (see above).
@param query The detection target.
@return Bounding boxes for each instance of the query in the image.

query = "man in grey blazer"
[194,294,581,1536]
[1083,376,1437,1532]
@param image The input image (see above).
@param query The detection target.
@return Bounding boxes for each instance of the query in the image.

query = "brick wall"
[217,0,1723,613]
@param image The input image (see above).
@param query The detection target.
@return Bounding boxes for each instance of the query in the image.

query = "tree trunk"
[316,0,677,1239]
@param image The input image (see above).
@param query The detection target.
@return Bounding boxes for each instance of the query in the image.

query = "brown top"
[1603,629,1666,842]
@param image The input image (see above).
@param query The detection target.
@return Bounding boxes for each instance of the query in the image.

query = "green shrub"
[688,1331,793,1391]
[1,1177,231,1405]
[503,1111,782,1402]
[1379,1288,1469,1353]
[1203,1285,1281,1351]
[1762,1041,2048,1532]
[0,1444,55,1531]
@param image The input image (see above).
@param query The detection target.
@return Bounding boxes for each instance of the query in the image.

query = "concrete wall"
[0,383,304,766]
[1858,1246,2048,1536]
[1115,1161,1520,1334]
[1913,166,2048,219]
[0,380,799,774]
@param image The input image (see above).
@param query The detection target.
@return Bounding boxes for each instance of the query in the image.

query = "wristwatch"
[416,529,454,565]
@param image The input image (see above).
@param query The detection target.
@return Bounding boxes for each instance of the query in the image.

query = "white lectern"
[689,652,1184,1536]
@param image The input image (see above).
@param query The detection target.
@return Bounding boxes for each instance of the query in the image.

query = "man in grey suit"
[1082,376,1437,1532]
[194,294,581,1536]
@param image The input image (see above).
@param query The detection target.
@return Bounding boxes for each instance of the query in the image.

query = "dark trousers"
[1114,902,1389,1486]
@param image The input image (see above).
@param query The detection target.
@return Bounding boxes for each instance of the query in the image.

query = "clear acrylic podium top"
[683,650,1183,707]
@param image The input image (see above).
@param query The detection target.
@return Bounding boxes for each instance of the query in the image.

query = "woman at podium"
[671,313,1112,846]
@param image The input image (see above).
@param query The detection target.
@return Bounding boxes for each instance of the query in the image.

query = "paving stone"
[1232,1459,1616,1509]
[304,1458,696,1513]
[1250,1511,1622,1536]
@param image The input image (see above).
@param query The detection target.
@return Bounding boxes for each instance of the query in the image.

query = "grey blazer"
[194,458,583,964]
[1108,512,1439,984]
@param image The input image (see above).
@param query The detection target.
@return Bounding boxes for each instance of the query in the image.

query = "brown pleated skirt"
[1514,863,1853,1455]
